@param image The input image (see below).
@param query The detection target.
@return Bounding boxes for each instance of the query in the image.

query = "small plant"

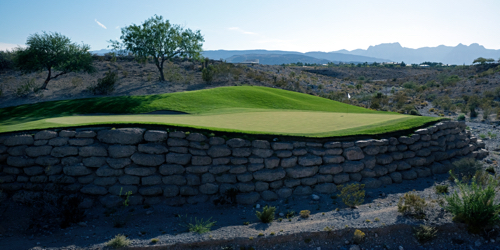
[90,70,118,95]
[258,233,264,236]
[179,215,216,234]
[374,217,380,222]
[256,205,276,223]
[243,221,250,225]
[285,210,295,218]
[479,134,486,139]
[278,218,283,222]
[450,158,482,181]
[365,219,371,223]
[435,185,449,194]
[119,187,132,207]
[300,210,310,218]
[270,232,275,235]
[413,225,437,244]
[338,183,366,208]
[443,171,500,233]
[457,114,466,121]
[249,237,254,240]
[397,191,428,219]
[202,64,216,84]
[353,229,365,244]
[151,238,159,244]
[324,226,333,232]
[106,234,130,249]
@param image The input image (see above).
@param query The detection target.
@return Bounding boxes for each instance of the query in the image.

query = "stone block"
[144,130,168,142]
[97,128,145,144]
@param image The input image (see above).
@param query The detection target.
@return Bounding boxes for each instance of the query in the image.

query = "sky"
[1,0,499,52]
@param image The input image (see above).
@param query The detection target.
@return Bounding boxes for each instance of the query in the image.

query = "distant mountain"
[204,50,389,64]
[335,42,500,65]
[226,54,331,65]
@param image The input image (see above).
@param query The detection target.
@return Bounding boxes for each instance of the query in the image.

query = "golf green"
[0,86,441,136]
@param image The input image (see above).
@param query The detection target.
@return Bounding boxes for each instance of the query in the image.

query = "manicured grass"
[0,86,441,136]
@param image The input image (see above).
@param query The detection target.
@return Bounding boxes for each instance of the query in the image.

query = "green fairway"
[0,86,441,137]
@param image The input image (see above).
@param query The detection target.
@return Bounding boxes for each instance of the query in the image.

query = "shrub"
[256,205,276,223]
[450,158,482,181]
[151,238,159,244]
[435,185,449,194]
[338,183,365,208]
[106,234,130,249]
[353,229,365,244]
[409,109,419,116]
[413,225,437,243]
[397,191,428,219]
[202,64,216,83]
[299,210,311,218]
[457,114,465,121]
[443,171,500,233]
[213,188,239,205]
[0,50,16,70]
[90,70,118,95]
[179,215,216,234]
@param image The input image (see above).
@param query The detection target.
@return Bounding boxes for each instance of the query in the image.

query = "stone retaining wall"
[0,121,488,208]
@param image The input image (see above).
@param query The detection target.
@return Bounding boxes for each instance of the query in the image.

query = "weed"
[90,70,118,95]
[479,134,486,139]
[256,205,276,223]
[413,225,437,243]
[151,238,159,244]
[179,215,216,234]
[450,158,482,181]
[258,233,264,236]
[353,229,366,244]
[285,210,295,218]
[119,187,132,207]
[338,183,365,208]
[270,232,275,235]
[243,221,250,225]
[443,171,500,233]
[249,237,254,240]
[324,226,333,232]
[365,219,371,223]
[374,217,380,222]
[435,185,449,194]
[106,234,130,249]
[457,114,465,121]
[278,218,283,222]
[397,191,428,219]
[300,210,311,218]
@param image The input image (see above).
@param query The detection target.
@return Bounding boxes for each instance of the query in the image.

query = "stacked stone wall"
[0,121,488,207]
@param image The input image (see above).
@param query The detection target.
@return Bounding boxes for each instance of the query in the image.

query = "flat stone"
[298,155,322,166]
[139,186,163,196]
[401,169,418,180]
[360,169,376,178]
[227,138,251,148]
[361,178,382,189]
[24,166,44,176]
[51,146,78,157]
[342,142,354,148]
[275,150,292,158]
[376,154,393,165]
[212,157,230,165]
[343,147,365,160]
[379,176,393,185]
[397,161,412,170]
[180,186,198,196]
[75,131,96,138]
[323,155,344,164]
[314,183,337,194]
[293,148,308,156]
[362,156,376,169]
[167,138,189,147]
[265,157,280,169]
[342,161,364,173]
[208,145,231,158]
[209,137,225,145]
[236,192,260,204]
[169,131,185,138]
[232,148,251,157]
[280,156,297,168]
[301,177,317,186]
[252,140,270,149]
[109,185,137,195]
[229,165,246,174]
[215,174,237,183]
[293,186,313,196]
[247,163,264,172]
[200,183,219,194]
[94,177,117,186]
[415,167,431,177]
[169,147,188,154]
[319,164,343,174]
[138,144,168,154]
[430,162,447,174]
[253,168,286,182]
[186,133,207,142]
[186,165,209,174]
[252,148,273,158]
[373,166,388,176]
[63,165,92,176]
[191,156,212,166]
[144,130,168,142]
[333,173,350,184]
[59,130,76,137]
[271,142,293,150]
[124,165,156,176]
[325,148,343,155]
[26,146,52,157]
[106,158,131,169]
[324,141,341,148]
[286,166,318,178]
[261,190,278,201]
[7,156,35,167]
[236,182,255,193]
[363,146,380,156]
[8,145,27,156]
[166,153,192,165]
[399,136,414,145]
[119,175,140,185]
[80,185,108,195]
[4,135,34,146]
[97,128,145,145]
[3,167,22,175]
[405,157,426,167]
[131,152,164,166]
[48,137,68,146]
[162,175,187,185]
[349,173,362,182]
[108,145,136,158]
[231,157,248,165]
[68,138,94,146]
[35,131,58,140]
[237,172,253,182]
[96,166,123,177]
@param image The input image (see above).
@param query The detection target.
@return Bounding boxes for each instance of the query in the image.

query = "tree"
[110,15,204,82]
[15,32,95,90]
[472,57,494,65]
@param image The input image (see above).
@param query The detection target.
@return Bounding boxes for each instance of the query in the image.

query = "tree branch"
[50,71,68,80]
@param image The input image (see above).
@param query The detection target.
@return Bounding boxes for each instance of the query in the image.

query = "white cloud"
[228,27,257,35]
[115,26,120,29]
[95,19,107,29]
[0,42,25,51]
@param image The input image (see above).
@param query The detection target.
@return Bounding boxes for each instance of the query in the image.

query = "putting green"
[0,86,441,136]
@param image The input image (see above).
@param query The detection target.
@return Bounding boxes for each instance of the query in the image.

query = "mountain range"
[91,43,500,65]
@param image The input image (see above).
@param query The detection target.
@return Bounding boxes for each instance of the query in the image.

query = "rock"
[237,172,253,182]
[59,130,76,137]
[191,156,212,166]
[167,138,189,147]
[207,145,231,158]
[390,172,402,183]
[277,188,293,198]
[200,183,219,194]
[293,186,313,196]
[373,166,388,176]
[361,178,382,189]
[216,174,237,183]
[109,185,137,195]
[213,157,231,165]
[186,133,207,142]
[26,146,52,157]
[48,137,68,146]
[281,156,297,168]
[349,245,360,250]
[253,169,286,182]
[97,128,145,144]
[138,144,168,154]
[83,157,106,168]
[229,165,246,174]
[397,161,411,170]
[252,140,270,149]
[293,148,308,156]
[323,155,345,164]
[286,166,318,178]
[236,192,260,204]
[343,147,365,160]
[227,138,251,148]
[376,154,393,165]
[35,131,58,140]
[342,161,364,173]
[298,155,322,166]
[186,166,209,174]
[169,131,185,138]
[119,175,140,185]
[106,158,131,169]
[4,135,34,146]
[108,145,136,158]
[415,167,431,177]
[324,141,341,148]
[165,153,191,165]
[51,146,78,157]
[255,181,269,191]
[430,162,447,174]
[319,164,343,174]
[360,169,376,178]
[144,130,168,142]
[63,165,92,176]
[139,186,163,196]
[398,136,414,145]
[80,185,108,195]
[261,190,278,201]
[275,150,292,158]
[158,164,184,175]
[209,137,225,145]
[315,183,337,193]
[271,142,293,150]
[232,148,252,157]
[301,177,317,186]
[379,176,392,185]
[265,157,280,169]
[94,177,117,186]
[401,169,417,180]
[24,166,44,176]
[162,175,187,185]
[333,173,350,184]
[185,174,200,185]
[131,152,164,166]
[124,165,156,176]
[68,138,94,146]
[7,156,35,167]
[349,173,362,182]
[363,146,380,155]
[252,148,273,158]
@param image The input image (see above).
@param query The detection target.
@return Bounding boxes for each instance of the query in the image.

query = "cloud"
[228,27,257,35]
[95,19,107,29]
[0,42,25,51]
[115,26,120,29]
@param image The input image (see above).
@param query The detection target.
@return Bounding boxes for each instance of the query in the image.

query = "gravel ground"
[1,170,500,250]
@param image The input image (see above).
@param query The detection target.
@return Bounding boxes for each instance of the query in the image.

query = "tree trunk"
[41,67,52,90]
[159,58,165,82]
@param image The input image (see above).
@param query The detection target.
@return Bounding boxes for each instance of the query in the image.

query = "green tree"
[110,15,204,82]
[472,57,495,65]
[15,32,95,90]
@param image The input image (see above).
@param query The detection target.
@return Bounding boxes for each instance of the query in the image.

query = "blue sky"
[1,0,499,52]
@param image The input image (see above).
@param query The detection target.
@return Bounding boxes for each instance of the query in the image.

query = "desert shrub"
[397,191,428,219]
[413,225,437,243]
[409,109,419,116]
[443,171,500,233]
[457,114,465,121]
[213,188,239,205]
[202,64,216,83]
[338,183,365,208]
[450,158,482,181]
[179,215,216,233]
[435,185,449,194]
[16,78,37,97]
[256,205,276,223]
[90,70,118,95]
[106,234,130,248]
[402,81,416,89]
[353,229,365,244]
[486,166,496,174]
[0,50,16,70]
[299,210,311,218]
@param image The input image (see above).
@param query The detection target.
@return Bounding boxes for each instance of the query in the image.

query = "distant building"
[419,64,430,67]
